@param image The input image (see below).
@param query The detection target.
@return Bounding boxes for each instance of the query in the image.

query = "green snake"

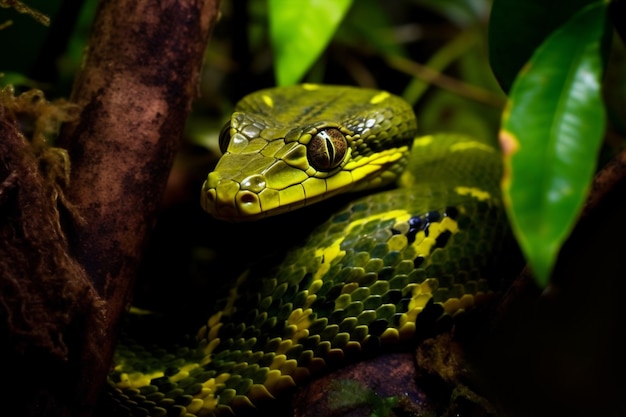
[108,84,510,416]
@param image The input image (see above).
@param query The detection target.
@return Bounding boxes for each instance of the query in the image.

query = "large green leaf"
[500,1,610,285]
[268,0,353,86]
[489,0,595,93]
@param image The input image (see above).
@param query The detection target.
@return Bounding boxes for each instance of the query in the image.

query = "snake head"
[201,84,417,221]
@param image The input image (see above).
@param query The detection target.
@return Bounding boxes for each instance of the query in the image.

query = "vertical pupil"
[325,137,335,164]
[307,128,347,171]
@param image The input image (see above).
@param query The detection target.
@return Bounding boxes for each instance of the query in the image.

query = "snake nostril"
[200,182,217,213]
[240,192,256,205]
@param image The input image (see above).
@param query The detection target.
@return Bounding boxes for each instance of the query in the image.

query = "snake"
[107,84,511,417]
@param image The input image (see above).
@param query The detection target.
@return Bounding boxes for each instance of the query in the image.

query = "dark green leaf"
[489,0,596,92]
[500,1,610,285]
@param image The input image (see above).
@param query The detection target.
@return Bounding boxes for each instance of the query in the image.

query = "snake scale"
[108,84,511,416]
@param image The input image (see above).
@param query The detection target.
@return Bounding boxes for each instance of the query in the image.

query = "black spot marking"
[378,266,394,280]
[413,256,425,268]
[408,216,423,229]
[406,211,444,241]
[435,230,452,248]
[425,211,440,222]
[368,319,388,337]
[329,309,346,324]
[444,206,459,219]
[382,289,402,304]
[299,273,313,291]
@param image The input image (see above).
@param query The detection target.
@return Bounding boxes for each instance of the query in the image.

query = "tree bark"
[55,0,220,415]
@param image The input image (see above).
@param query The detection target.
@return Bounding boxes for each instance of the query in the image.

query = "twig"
[385,54,507,109]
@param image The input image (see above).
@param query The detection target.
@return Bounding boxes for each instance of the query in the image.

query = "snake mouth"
[201,154,407,222]
[202,178,343,221]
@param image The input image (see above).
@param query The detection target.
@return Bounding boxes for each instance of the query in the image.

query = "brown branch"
[0,93,103,417]
[582,145,626,218]
[54,0,220,415]
[480,134,626,416]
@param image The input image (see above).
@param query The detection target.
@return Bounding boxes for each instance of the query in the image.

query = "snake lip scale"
[109,84,511,417]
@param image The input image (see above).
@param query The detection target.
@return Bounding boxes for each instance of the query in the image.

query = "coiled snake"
[108,84,510,416]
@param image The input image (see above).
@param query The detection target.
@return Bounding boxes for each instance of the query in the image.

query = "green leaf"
[0,72,35,88]
[489,0,596,92]
[268,0,353,86]
[500,1,610,285]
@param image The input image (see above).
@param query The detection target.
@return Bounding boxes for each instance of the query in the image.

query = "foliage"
[496,1,611,284]
[0,1,625,416]
[267,0,622,286]
[1,0,625,289]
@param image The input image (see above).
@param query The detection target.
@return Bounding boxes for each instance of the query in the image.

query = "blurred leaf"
[456,33,503,96]
[402,30,480,105]
[500,1,610,285]
[56,0,98,92]
[268,0,352,86]
[414,0,490,27]
[419,90,497,143]
[0,71,36,88]
[489,0,596,92]
[336,0,406,58]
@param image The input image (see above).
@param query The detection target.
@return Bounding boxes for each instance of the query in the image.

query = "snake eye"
[218,122,231,154]
[307,128,347,171]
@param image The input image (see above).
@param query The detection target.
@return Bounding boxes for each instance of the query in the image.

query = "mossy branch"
[0,1,221,416]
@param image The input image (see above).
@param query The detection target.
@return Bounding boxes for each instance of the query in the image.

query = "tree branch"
[56,0,220,414]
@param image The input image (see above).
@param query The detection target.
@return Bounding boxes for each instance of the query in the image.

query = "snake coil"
[108,85,510,417]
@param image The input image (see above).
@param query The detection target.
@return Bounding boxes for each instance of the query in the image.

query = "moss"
[0,86,100,360]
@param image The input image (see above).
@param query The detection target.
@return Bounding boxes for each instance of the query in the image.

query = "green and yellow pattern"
[108,85,509,417]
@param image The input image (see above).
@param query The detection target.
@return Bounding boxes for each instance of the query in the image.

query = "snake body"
[109,85,509,416]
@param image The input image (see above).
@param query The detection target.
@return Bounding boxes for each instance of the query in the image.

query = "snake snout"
[201,175,263,220]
